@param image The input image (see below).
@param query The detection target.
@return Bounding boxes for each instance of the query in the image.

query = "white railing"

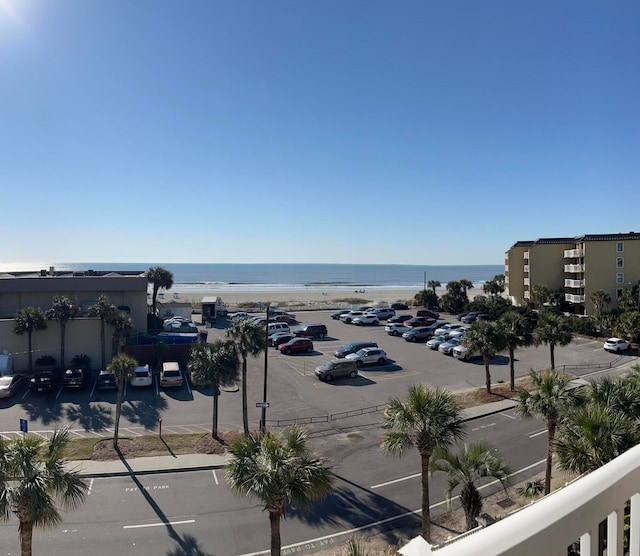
[564,248,584,258]
[524,251,529,259]
[523,278,530,286]
[566,294,586,303]
[402,443,640,556]
[565,279,585,288]
[565,264,585,273]
[523,265,529,273]
[524,291,531,299]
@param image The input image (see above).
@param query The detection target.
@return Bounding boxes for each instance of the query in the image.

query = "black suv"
[29,371,60,394]
[293,323,328,338]
[334,341,378,358]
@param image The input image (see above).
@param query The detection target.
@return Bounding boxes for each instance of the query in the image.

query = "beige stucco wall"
[505,246,527,305]
[529,242,572,291]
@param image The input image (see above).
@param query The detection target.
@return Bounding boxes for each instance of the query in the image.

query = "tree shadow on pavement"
[122,397,168,430]
[65,401,113,431]
[20,397,64,426]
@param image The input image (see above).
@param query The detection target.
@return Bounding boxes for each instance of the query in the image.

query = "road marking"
[500,412,517,419]
[123,519,195,529]
[212,470,219,485]
[529,429,547,438]
[88,478,94,495]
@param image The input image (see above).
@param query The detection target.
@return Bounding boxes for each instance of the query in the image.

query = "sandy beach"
[169,285,485,311]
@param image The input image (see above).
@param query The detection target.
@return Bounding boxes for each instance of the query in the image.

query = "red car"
[403,316,437,328]
[279,338,314,355]
[273,314,297,325]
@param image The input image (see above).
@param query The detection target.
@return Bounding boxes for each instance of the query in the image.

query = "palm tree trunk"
[550,344,555,370]
[545,421,556,495]
[421,452,432,542]
[100,318,106,370]
[60,323,66,370]
[242,358,249,436]
[114,384,123,449]
[484,356,492,394]
[212,377,219,438]
[19,518,34,556]
[27,332,33,373]
[269,510,281,556]
[509,347,515,391]
[461,483,483,531]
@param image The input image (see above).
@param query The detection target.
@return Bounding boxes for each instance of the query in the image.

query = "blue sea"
[0,263,504,294]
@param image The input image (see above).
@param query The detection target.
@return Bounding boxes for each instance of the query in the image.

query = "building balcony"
[523,278,530,286]
[565,279,585,288]
[401,443,640,556]
[566,293,586,303]
[523,251,529,259]
[564,248,584,258]
[564,264,585,273]
[524,291,531,299]
[523,265,529,273]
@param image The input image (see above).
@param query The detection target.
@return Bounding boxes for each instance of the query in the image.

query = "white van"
[268,322,290,336]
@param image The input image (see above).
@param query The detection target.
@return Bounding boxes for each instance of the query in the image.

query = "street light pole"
[260,304,269,434]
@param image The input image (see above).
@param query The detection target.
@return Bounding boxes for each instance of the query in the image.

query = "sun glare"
[0,0,24,26]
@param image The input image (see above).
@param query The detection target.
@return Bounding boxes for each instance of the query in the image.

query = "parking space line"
[124,519,195,530]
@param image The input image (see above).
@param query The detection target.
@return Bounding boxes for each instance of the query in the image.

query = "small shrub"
[35,355,56,367]
[71,354,91,370]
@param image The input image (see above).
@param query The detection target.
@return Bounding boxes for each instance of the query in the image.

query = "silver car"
[402,326,433,342]
[345,347,388,367]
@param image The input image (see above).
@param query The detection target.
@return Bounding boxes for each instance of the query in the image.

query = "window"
[617,257,624,268]
[617,242,624,252]
[617,273,624,284]
[617,288,624,298]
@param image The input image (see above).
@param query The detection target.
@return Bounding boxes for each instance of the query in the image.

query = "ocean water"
[0,263,504,293]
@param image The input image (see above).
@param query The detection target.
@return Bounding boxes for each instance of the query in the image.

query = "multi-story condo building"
[505,232,640,316]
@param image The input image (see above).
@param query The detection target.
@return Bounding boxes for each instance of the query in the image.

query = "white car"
[439,337,463,355]
[603,338,630,353]
[340,311,366,324]
[345,347,388,367]
[434,323,465,336]
[130,364,153,387]
[353,313,379,326]
[385,323,410,336]
[453,344,481,361]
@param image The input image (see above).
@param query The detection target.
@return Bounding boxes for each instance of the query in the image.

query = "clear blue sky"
[1,1,638,265]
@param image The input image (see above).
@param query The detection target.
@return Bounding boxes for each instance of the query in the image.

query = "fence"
[265,403,388,428]
[559,354,627,374]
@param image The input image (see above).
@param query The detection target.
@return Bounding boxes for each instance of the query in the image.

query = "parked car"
[388,314,413,324]
[385,323,411,336]
[404,316,437,327]
[272,333,295,348]
[434,323,465,336]
[369,307,395,320]
[96,370,117,391]
[402,326,433,342]
[29,370,59,394]
[340,311,365,324]
[426,334,452,349]
[345,347,388,367]
[63,368,89,390]
[0,374,26,398]
[267,322,291,337]
[439,337,463,355]
[130,364,153,387]
[293,323,327,338]
[476,313,491,322]
[273,314,297,325]
[331,310,351,320]
[314,360,358,381]
[279,337,314,355]
[352,313,379,326]
[269,331,290,346]
[461,312,479,324]
[603,338,631,353]
[160,362,184,388]
[391,302,409,310]
[453,344,481,361]
[417,308,440,319]
[334,341,378,358]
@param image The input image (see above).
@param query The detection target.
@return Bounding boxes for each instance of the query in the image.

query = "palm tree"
[146,266,174,316]
[46,295,79,371]
[516,369,580,494]
[498,311,534,391]
[531,283,551,311]
[590,290,611,332]
[555,402,640,474]
[226,426,333,556]
[0,429,89,556]
[462,321,506,394]
[459,279,473,296]
[427,280,441,294]
[430,441,512,531]
[13,307,47,373]
[534,312,573,370]
[107,353,137,449]
[88,294,117,370]
[109,311,133,358]
[380,384,465,542]
[188,340,239,438]
[226,317,267,436]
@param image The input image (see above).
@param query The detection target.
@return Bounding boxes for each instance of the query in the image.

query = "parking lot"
[0,309,634,437]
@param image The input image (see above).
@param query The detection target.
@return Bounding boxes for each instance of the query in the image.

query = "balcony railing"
[524,291,531,299]
[565,279,585,288]
[564,248,584,258]
[401,443,640,556]
[566,293,586,303]
[524,251,529,259]
[523,265,529,273]
[523,278,530,286]
[564,264,585,273]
